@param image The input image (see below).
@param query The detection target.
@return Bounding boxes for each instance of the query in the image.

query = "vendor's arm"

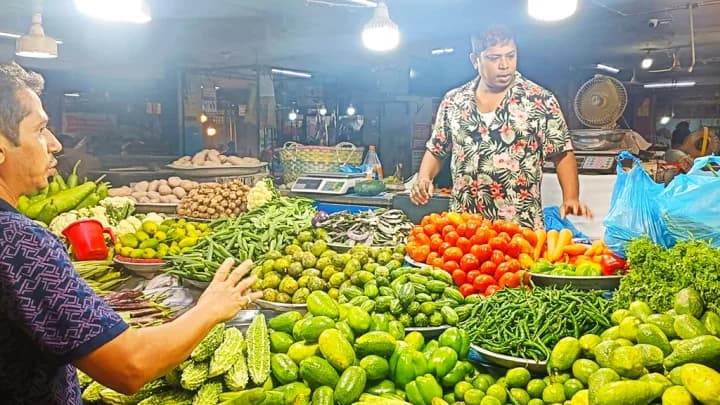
[541,93,592,219]
[412,98,452,205]
[74,258,261,394]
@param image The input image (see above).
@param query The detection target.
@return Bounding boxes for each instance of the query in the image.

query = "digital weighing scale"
[291,172,367,195]
[543,151,618,174]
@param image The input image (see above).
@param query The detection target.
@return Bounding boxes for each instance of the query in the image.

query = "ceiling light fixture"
[74,0,151,23]
[288,110,298,121]
[362,1,400,52]
[431,48,455,56]
[318,105,328,116]
[199,113,209,124]
[659,116,671,125]
[643,81,696,89]
[595,64,620,74]
[64,92,80,97]
[528,0,578,21]
[346,104,356,116]
[206,124,217,137]
[641,52,654,70]
[0,31,62,44]
[15,13,58,59]
[271,68,313,79]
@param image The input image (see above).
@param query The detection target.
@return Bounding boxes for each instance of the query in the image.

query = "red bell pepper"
[600,254,627,275]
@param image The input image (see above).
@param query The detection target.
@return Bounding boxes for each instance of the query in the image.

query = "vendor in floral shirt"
[411,26,592,230]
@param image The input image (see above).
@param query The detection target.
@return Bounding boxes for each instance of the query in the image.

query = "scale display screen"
[321,180,344,192]
[294,179,322,190]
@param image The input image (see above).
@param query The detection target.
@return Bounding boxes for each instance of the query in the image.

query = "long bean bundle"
[460,285,613,361]
[165,196,316,281]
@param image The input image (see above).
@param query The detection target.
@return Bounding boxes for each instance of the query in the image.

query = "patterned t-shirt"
[426,72,572,229]
[0,199,128,404]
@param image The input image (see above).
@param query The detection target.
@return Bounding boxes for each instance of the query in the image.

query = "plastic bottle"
[362,145,384,180]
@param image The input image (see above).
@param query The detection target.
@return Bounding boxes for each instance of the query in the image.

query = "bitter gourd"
[138,389,194,405]
[192,381,223,405]
[81,381,105,402]
[192,323,226,362]
[246,314,270,385]
[209,327,244,377]
[224,353,249,391]
[98,387,135,404]
[131,378,171,402]
[181,361,210,391]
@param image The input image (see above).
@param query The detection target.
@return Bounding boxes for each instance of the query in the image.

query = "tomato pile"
[406,212,536,297]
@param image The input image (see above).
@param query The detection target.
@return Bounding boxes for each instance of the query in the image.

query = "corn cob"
[192,381,223,405]
[99,387,135,404]
[181,361,210,391]
[209,327,244,378]
[192,323,225,362]
[137,389,194,405]
[246,314,270,385]
[224,353,249,391]
[81,381,105,402]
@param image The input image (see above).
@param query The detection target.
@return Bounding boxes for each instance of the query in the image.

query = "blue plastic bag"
[659,155,720,246]
[602,151,674,257]
[543,206,589,239]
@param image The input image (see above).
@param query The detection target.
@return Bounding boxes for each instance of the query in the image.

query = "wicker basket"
[279,142,365,184]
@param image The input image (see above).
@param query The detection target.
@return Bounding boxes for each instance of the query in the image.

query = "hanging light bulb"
[318,105,328,116]
[362,2,400,52]
[16,13,58,59]
[659,116,671,125]
[206,124,217,136]
[528,0,578,21]
[346,104,356,116]
[641,53,654,70]
[199,112,208,124]
[288,109,298,121]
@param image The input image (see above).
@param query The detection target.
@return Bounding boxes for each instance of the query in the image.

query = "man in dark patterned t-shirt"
[0,62,262,404]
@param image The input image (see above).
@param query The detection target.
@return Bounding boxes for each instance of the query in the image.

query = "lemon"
[526,378,547,399]
[661,385,694,405]
[570,389,589,405]
[479,396,501,405]
[141,221,158,235]
[510,388,531,405]
[542,383,566,403]
[563,378,584,399]
[486,384,507,403]
[609,346,645,378]
[506,367,532,388]
[572,359,600,385]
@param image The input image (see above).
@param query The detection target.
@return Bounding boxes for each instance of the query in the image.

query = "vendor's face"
[0,89,62,195]
[473,40,517,91]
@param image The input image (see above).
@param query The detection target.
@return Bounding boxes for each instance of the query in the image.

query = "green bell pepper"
[576,262,602,276]
[428,347,457,378]
[458,329,470,359]
[371,313,391,332]
[441,362,472,388]
[438,327,463,355]
[422,340,439,361]
[395,349,427,386]
[416,375,443,405]
[405,381,425,405]
[531,259,554,273]
[366,379,396,396]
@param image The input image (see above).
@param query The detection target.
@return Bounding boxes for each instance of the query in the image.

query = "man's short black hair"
[471,25,516,54]
[0,61,45,146]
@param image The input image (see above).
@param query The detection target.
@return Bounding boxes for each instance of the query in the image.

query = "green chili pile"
[165,196,316,281]
[460,285,613,361]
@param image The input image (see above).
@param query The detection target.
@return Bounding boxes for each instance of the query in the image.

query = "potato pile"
[171,149,262,168]
[109,177,199,204]
[176,179,251,219]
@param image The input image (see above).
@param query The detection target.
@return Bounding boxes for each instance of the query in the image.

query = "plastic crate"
[313,202,379,215]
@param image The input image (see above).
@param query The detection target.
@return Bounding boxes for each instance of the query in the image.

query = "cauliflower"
[48,206,110,237]
[247,178,276,210]
[116,216,142,235]
[141,212,165,225]
[49,212,80,236]
[99,197,135,224]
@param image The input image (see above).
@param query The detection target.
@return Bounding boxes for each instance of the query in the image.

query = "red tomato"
[502,222,521,237]
[466,221,480,238]
[506,240,522,258]
[494,262,512,281]
[423,223,438,237]
[505,259,521,273]
[492,219,508,233]
[497,232,512,242]
[471,229,491,245]
[414,233,431,246]
[489,237,509,252]
[421,216,431,226]
[484,284,500,296]
[456,237,472,254]
[460,253,480,272]
[431,256,445,268]
[441,225,456,238]
[443,260,460,273]
[466,270,481,284]
[447,212,464,227]
[472,274,496,294]
[444,231,460,246]
[516,270,532,285]
[412,225,425,235]
[470,244,493,262]
[459,283,476,297]
[438,242,452,256]
[443,247,464,263]
[498,272,521,289]
[430,235,444,252]
[491,250,506,265]
[452,269,467,286]
[426,251,439,265]
[487,228,498,239]
[479,261,497,276]
[434,216,450,229]
[410,244,430,262]
[456,223,468,238]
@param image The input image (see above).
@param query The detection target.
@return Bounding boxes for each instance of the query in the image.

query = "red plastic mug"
[62,219,117,261]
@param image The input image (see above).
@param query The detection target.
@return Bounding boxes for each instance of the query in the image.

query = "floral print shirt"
[426,72,572,229]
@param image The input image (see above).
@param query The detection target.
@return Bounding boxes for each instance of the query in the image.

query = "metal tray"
[470,344,547,374]
[530,273,622,291]
[255,299,308,312]
[179,216,215,223]
[404,255,430,268]
[167,162,268,177]
[227,309,281,332]
[183,279,211,289]
[327,242,395,253]
[113,257,166,279]
[405,325,449,338]
[134,202,178,215]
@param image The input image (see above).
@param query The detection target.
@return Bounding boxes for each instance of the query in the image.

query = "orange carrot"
[522,228,538,247]
[549,229,573,262]
[563,244,588,256]
[534,229,546,260]
[546,230,559,261]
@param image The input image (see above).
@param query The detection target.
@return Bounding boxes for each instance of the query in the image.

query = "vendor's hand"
[410,178,434,206]
[560,199,593,219]
[196,258,263,323]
